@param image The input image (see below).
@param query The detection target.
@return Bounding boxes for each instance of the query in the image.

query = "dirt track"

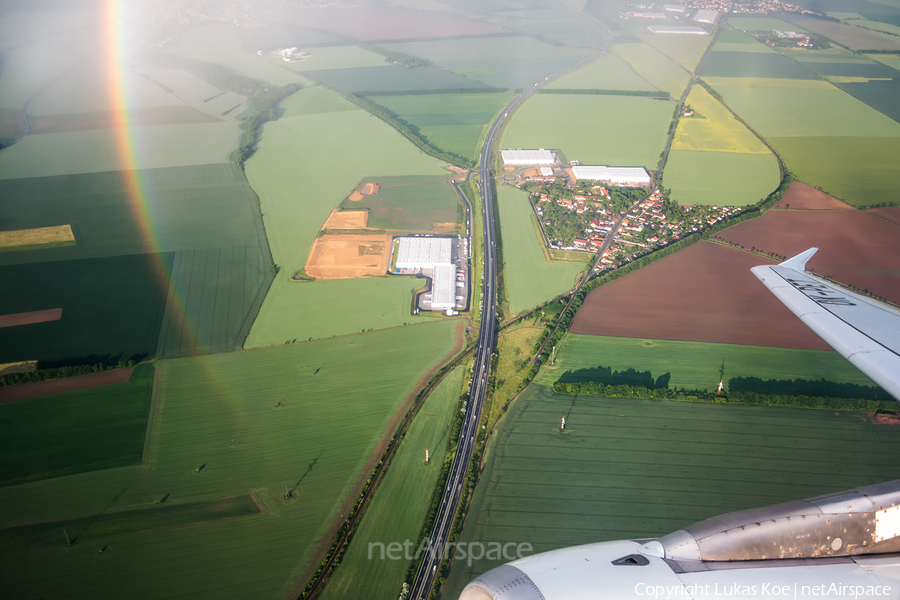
[0,308,63,328]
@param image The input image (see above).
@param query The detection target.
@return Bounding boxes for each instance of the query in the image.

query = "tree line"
[551,379,897,412]
[355,87,507,96]
[0,360,136,387]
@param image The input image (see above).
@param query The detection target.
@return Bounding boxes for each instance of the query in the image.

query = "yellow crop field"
[0,361,36,376]
[673,85,770,154]
[702,77,833,89]
[0,224,75,250]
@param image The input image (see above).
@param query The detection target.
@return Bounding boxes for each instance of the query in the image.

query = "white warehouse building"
[693,9,720,24]
[396,237,455,309]
[571,166,652,187]
[501,149,556,166]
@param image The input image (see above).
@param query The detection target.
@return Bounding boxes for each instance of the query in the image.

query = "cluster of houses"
[531,184,740,267]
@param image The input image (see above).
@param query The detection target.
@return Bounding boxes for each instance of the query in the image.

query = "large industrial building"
[395,237,456,309]
[692,9,720,24]
[501,149,556,166]
[571,166,652,186]
[647,25,709,35]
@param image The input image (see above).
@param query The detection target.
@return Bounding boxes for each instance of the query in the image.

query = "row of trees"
[551,379,897,413]
[0,360,136,387]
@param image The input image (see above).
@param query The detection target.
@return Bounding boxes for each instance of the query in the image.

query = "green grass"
[869,53,900,71]
[0,322,461,600]
[546,52,659,91]
[0,364,154,486]
[535,334,880,391]
[497,187,586,315]
[338,175,460,231]
[769,135,900,207]
[500,94,675,168]
[0,121,241,180]
[663,150,780,206]
[705,76,900,137]
[245,277,436,349]
[716,28,759,44]
[613,42,693,97]
[379,36,593,90]
[444,383,900,595]
[0,164,274,359]
[319,366,465,600]
[373,92,514,161]
[0,254,171,365]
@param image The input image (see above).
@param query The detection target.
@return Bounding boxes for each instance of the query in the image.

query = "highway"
[409,29,610,600]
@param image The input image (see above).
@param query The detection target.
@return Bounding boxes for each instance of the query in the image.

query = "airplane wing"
[751,248,900,402]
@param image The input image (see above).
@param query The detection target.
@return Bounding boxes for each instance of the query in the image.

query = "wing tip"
[779,247,818,272]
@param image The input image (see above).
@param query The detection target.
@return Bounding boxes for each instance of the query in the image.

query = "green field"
[769,135,900,207]
[535,334,879,391]
[716,28,759,44]
[0,364,154,486]
[166,23,308,87]
[638,33,712,72]
[244,88,453,346]
[304,65,486,94]
[0,122,242,179]
[705,76,900,137]
[245,277,437,349]
[444,383,900,595]
[0,494,260,553]
[320,366,464,600]
[237,24,353,52]
[546,52,659,92]
[0,322,461,600]
[497,187,586,315]
[701,51,820,80]
[501,94,674,168]
[287,46,389,71]
[0,254,171,365]
[373,93,514,162]
[0,164,273,359]
[613,42,693,96]
[664,150,780,206]
[339,175,460,231]
[379,36,593,90]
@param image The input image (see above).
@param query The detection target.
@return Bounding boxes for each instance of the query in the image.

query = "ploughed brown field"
[773,182,854,211]
[717,208,900,304]
[570,242,830,350]
[868,206,900,228]
[29,105,222,134]
[0,308,63,328]
[304,234,392,279]
[0,368,133,404]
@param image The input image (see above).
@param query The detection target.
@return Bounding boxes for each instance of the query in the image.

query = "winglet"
[779,247,818,272]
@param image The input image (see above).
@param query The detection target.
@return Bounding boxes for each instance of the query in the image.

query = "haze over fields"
[2,0,900,599]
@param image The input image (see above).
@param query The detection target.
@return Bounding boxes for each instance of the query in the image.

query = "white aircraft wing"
[751,248,900,402]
